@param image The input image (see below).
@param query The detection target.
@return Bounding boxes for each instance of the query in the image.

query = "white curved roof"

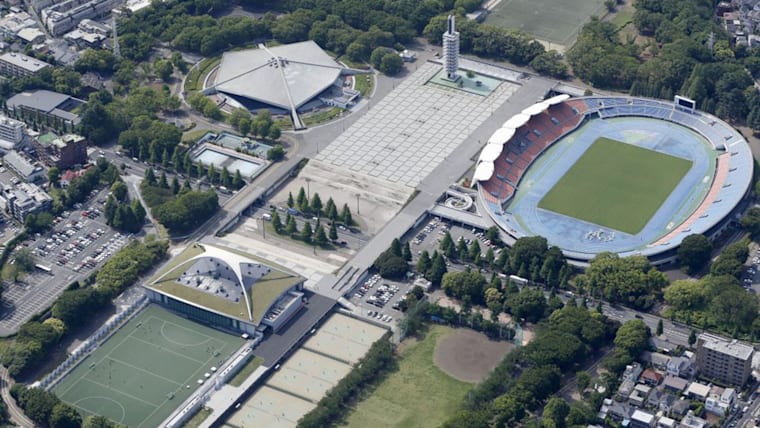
[474,161,494,181]
[545,94,570,105]
[488,127,515,145]
[522,102,549,116]
[479,143,504,162]
[503,113,531,129]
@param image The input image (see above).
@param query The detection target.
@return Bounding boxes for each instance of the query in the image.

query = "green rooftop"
[146,243,303,324]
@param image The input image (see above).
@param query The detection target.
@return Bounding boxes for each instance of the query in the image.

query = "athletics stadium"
[474,95,753,264]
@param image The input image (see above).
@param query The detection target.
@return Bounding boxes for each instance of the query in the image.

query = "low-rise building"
[0,52,51,78]
[647,390,676,415]
[685,382,711,401]
[642,351,671,371]
[705,386,735,416]
[696,333,754,386]
[656,416,677,428]
[640,369,664,386]
[3,150,43,182]
[617,363,643,401]
[37,0,122,36]
[33,133,86,169]
[663,375,689,394]
[0,11,36,39]
[630,409,656,428]
[0,181,51,221]
[680,410,707,428]
[59,168,87,187]
[7,89,86,127]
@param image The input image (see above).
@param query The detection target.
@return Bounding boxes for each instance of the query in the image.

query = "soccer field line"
[147,315,220,342]
[127,335,208,365]
[106,356,184,387]
[137,330,223,428]
[80,377,159,408]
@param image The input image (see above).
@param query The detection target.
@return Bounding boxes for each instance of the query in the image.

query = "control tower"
[442,15,460,81]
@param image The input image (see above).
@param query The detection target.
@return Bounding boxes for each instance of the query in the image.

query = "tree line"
[1,239,167,378]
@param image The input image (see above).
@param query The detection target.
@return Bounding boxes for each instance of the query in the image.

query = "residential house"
[647,390,677,415]
[663,375,689,394]
[656,416,677,428]
[685,382,711,401]
[630,384,652,408]
[617,363,643,401]
[642,351,671,371]
[641,369,664,386]
[680,410,707,428]
[630,409,656,428]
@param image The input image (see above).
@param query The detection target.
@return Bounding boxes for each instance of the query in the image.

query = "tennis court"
[485,0,607,46]
[53,305,243,428]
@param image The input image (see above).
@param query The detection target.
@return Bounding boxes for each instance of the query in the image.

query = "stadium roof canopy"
[212,41,348,113]
[488,127,515,145]
[479,143,504,162]
[473,161,494,181]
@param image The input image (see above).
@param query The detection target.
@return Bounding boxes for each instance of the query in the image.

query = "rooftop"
[213,41,347,111]
[699,333,754,360]
[0,52,50,73]
[7,89,83,114]
[147,243,303,324]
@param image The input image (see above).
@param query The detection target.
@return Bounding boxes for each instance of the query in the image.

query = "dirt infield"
[433,328,514,383]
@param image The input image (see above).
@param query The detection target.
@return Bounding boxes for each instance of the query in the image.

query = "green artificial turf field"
[53,305,243,428]
[538,137,692,234]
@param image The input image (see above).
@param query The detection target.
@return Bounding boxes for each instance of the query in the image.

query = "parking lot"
[349,273,411,326]
[0,186,132,335]
[744,247,760,294]
[408,216,500,273]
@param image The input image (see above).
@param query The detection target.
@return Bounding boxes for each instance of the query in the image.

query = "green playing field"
[538,137,692,234]
[484,0,608,45]
[53,305,243,428]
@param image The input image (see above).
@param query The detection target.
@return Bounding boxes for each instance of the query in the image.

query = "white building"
[0,52,51,78]
[0,181,51,221]
[442,14,460,81]
[0,115,26,151]
[37,0,122,36]
[3,150,43,182]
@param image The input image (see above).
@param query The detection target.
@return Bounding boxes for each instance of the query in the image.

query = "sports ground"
[344,325,507,428]
[539,137,692,235]
[53,305,243,428]
[484,0,607,46]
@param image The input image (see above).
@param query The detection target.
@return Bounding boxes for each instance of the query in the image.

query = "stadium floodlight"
[473,161,494,181]
[503,113,530,129]
[522,102,549,116]
[545,94,571,105]
[488,127,515,145]
[479,143,504,162]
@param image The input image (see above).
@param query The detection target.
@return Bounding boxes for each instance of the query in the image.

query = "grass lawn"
[182,129,212,144]
[185,56,221,92]
[303,107,345,126]
[227,356,264,387]
[343,325,472,428]
[354,74,374,97]
[539,137,692,234]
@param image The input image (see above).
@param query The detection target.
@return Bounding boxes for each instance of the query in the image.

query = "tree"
[575,253,667,310]
[656,319,663,336]
[374,250,408,279]
[18,387,59,424]
[506,288,547,323]
[314,225,328,247]
[50,402,82,428]
[380,52,404,75]
[310,193,323,216]
[416,250,431,274]
[285,214,298,235]
[47,167,60,186]
[402,241,412,262]
[111,180,128,202]
[171,176,180,194]
[576,371,591,394]
[688,329,697,346]
[271,210,283,234]
[296,187,308,212]
[287,192,295,208]
[341,204,353,225]
[324,197,337,220]
[267,144,285,161]
[84,415,118,428]
[614,320,650,358]
[677,234,712,274]
[390,238,403,257]
[741,207,760,240]
[153,59,174,82]
[329,222,338,241]
[14,248,35,273]
[542,397,569,428]
[428,252,447,285]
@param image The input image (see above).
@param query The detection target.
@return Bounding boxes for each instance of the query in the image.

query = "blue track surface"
[501,117,716,255]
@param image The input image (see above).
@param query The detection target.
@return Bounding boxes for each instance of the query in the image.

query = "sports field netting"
[53,305,243,428]
[538,137,692,235]
[484,0,607,45]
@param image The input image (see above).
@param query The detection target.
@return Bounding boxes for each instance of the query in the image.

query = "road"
[600,302,691,348]
[0,367,35,427]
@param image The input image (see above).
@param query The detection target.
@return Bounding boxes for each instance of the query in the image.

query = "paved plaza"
[315,62,519,190]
